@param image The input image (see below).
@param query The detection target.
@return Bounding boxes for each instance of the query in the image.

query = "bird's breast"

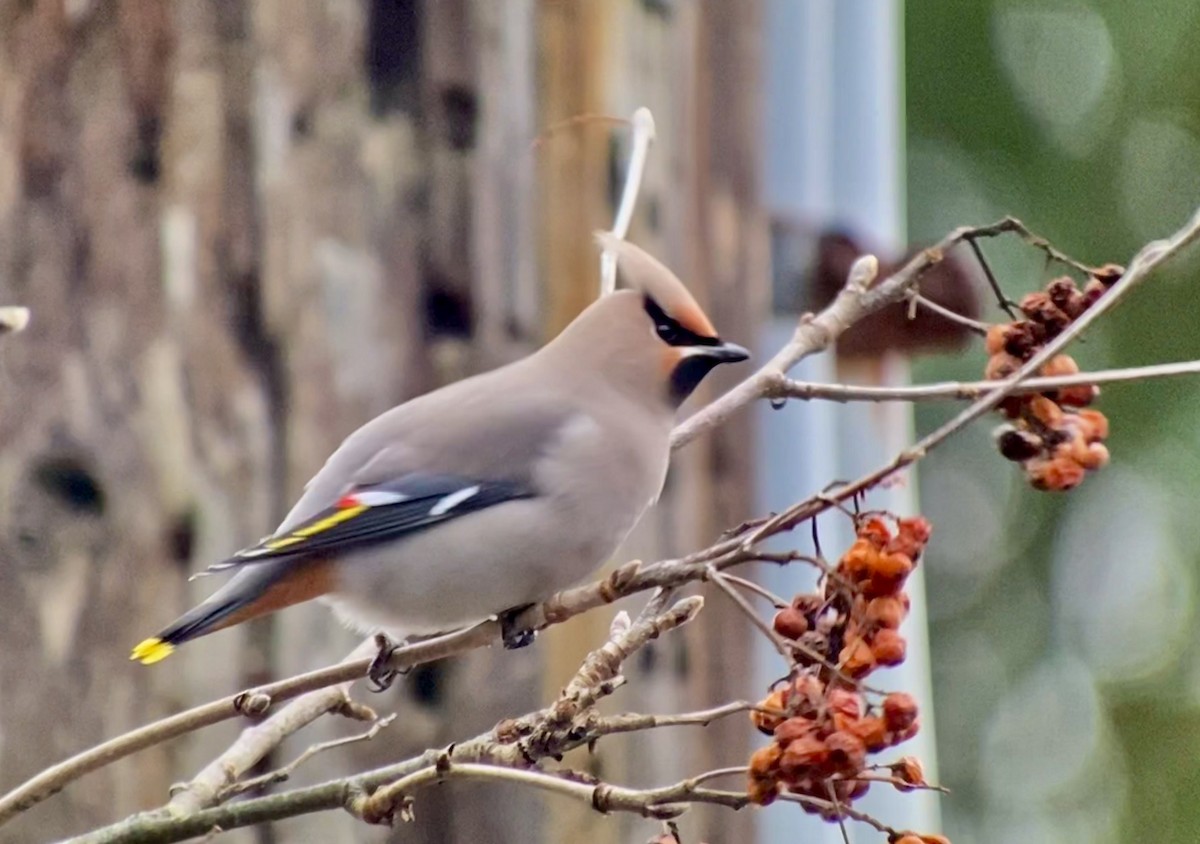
[535,407,671,556]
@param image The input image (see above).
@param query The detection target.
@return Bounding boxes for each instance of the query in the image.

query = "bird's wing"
[202,473,535,571]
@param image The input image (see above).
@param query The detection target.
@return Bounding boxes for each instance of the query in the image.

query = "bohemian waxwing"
[132,234,748,668]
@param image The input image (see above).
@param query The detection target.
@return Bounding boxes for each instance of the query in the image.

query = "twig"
[718,574,787,608]
[0,625,491,825]
[742,205,1200,543]
[671,215,1104,449]
[349,762,894,831]
[586,702,756,738]
[165,639,381,814]
[216,715,397,802]
[705,566,792,660]
[767,358,1200,403]
[600,107,657,296]
[910,292,990,335]
[965,237,1018,317]
[982,220,1101,276]
[521,597,703,758]
[0,306,30,335]
[826,781,852,844]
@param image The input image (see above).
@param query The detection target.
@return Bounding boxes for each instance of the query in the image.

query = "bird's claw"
[499,605,537,650]
[367,632,411,692]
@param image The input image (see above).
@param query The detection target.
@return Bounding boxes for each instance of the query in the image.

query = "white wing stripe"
[428,485,480,516]
[351,490,410,507]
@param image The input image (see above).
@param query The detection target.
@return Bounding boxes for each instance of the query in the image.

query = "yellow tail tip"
[130,637,175,665]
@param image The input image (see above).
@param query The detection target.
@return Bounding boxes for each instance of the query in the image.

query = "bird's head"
[548,234,750,408]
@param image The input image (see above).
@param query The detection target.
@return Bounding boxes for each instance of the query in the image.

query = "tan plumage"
[132,236,748,665]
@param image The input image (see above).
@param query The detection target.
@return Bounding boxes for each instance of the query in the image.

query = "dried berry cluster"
[985,267,1121,491]
[746,515,933,824]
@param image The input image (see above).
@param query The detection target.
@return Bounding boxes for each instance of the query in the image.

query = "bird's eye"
[655,320,684,345]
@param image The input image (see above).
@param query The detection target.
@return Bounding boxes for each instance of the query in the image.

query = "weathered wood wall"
[0,1,765,842]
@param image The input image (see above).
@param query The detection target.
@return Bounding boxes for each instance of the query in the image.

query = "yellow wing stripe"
[252,503,371,553]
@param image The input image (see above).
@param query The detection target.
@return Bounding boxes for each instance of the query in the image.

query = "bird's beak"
[696,340,750,364]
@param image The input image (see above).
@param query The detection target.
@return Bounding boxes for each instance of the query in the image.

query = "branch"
[740,205,1200,543]
[0,306,30,335]
[600,106,656,296]
[66,600,708,844]
[670,215,1077,449]
[163,638,380,815]
[768,358,1200,403]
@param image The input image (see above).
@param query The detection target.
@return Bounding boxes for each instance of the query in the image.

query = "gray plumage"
[133,236,748,661]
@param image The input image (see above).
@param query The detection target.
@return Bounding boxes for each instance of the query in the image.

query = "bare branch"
[741,205,1200,543]
[910,292,990,335]
[216,714,397,802]
[0,306,30,335]
[768,358,1200,404]
[164,638,380,815]
[600,106,657,296]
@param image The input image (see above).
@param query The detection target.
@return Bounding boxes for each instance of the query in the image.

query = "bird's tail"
[130,595,246,664]
[131,559,333,665]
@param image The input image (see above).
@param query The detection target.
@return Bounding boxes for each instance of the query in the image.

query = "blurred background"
[0,1,1197,843]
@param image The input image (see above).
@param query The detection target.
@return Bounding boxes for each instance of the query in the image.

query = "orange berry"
[1058,383,1098,408]
[1092,263,1123,286]
[1040,353,1079,378]
[865,552,914,597]
[1046,277,1084,318]
[1060,433,1107,471]
[842,778,871,802]
[1019,291,1070,335]
[985,351,1021,381]
[889,516,933,558]
[827,688,863,721]
[823,730,867,776]
[872,628,907,666]
[858,517,893,548]
[1025,455,1086,492]
[894,837,924,844]
[1075,408,1109,442]
[773,607,810,640]
[774,716,817,748]
[747,775,779,805]
[751,689,787,734]
[840,538,879,580]
[889,720,922,745]
[792,673,824,705]
[1027,395,1064,427]
[921,836,952,844]
[1081,443,1109,470]
[984,324,1009,356]
[891,756,927,792]
[748,743,782,777]
[883,692,919,732]
[839,637,876,678]
[779,734,829,777]
[866,596,907,629]
[847,715,890,752]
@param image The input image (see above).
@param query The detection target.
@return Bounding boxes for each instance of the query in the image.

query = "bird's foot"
[367,632,412,692]
[499,604,537,650]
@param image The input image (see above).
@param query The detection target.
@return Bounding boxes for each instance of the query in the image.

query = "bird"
[131,234,749,675]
